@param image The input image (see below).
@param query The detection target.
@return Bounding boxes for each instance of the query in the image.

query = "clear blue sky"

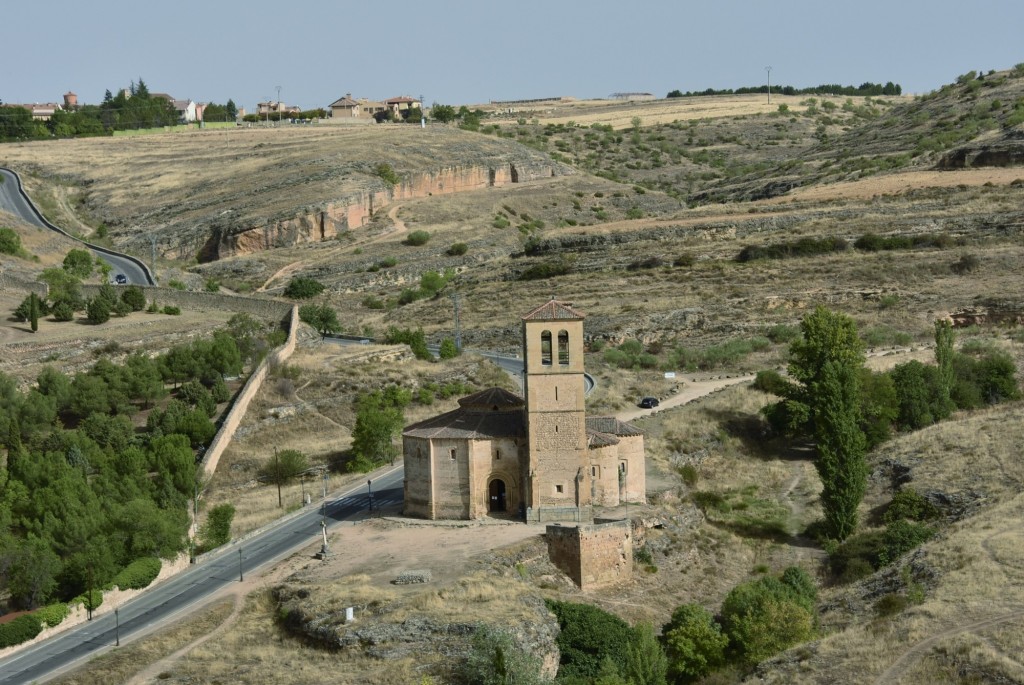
[5,0,1022,111]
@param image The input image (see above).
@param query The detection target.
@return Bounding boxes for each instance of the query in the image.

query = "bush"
[283,276,326,300]
[546,600,635,680]
[200,503,235,551]
[0,614,43,648]
[519,257,573,281]
[375,163,400,186]
[51,300,75,321]
[720,575,815,664]
[0,227,24,256]
[737,236,847,262]
[662,604,728,683]
[86,297,111,324]
[121,285,147,311]
[951,253,980,274]
[34,602,69,628]
[454,625,543,685]
[112,557,162,590]
[405,230,431,246]
[439,337,459,359]
[878,520,934,566]
[447,242,468,256]
[162,305,181,315]
[884,489,939,524]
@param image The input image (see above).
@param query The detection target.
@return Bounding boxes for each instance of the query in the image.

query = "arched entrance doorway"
[488,479,507,513]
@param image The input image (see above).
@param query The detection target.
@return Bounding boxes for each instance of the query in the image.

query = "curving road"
[0,167,154,285]
[0,466,404,685]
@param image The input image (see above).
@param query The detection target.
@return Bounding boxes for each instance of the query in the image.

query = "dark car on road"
[115,274,128,284]
[638,397,659,409]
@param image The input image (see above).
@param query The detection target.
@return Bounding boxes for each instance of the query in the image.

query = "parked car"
[114,273,128,284]
[638,397,659,409]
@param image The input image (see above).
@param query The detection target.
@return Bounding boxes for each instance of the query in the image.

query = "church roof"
[521,299,585,321]
[586,416,644,437]
[403,405,525,440]
[587,429,620,448]
[457,387,525,411]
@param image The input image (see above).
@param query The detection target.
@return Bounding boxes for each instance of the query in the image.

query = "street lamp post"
[276,85,282,124]
[115,607,120,647]
[367,479,373,512]
[238,547,243,582]
[766,66,773,105]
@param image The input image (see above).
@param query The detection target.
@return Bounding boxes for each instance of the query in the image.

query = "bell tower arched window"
[558,330,570,365]
[541,330,553,365]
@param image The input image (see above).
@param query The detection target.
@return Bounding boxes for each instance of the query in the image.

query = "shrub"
[51,300,75,321]
[112,557,162,590]
[405,230,431,246]
[546,600,634,680]
[720,575,815,664]
[167,279,187,290]
[439,337,459,359]
[283,276,326,300]
[361,295,386,310]
[519,257,573,281]
[884,489,939,524]
[673,253,695,268]
[447,242,468,256]
[162,305,181,315]
[766,323,800,344]
[737,236,848,262]
[121,285,147,311]
[200,503,235,551]
[492,215,511,229]
[375,163,400,186]
[204,278,220,292]
[454,625,543,685]
[878,520,934,566]
[34,602,69,628]
[0,227,24,256]
[86,297,111,324]
[951,253,980,274]
[0,614,43,648]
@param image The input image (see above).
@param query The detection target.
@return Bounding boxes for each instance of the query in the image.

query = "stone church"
[402,300,646,522]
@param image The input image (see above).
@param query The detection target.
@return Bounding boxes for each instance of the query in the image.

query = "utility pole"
[274,447,282,508]
[451,292,462,352]
[150,235,157,283]
[238,547,243,582]
[766,66,773,105]
[420,93,425,129]
[114,607,120,647]
[276,85,282,125]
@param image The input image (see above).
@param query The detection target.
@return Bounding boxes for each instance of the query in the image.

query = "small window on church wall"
[592,465,599,478]
[541,331,553,365]
[495,449,501,460]
[558,330,570,365]
[619,461,627,474]
[450,449,457,460]
[555,484,564,494]
[555,386,558,401]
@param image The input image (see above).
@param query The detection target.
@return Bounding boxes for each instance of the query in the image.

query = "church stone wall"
[429,438,472,519]
[403,437,434,519]
[617,435,647,504]
[546,519,633,589]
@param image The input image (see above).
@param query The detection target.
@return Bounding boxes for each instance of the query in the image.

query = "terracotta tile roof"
[385,96,417,103]
[586,416,643,437]
[330,96,358,107]
[403,405,525,440]
[587,429,620,448]
[457,387,525,411]
[521,299,585,321]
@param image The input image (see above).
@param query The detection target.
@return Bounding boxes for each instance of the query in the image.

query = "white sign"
[664,372,676,379]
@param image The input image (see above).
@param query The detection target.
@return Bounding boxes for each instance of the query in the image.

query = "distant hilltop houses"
[327,93,422,120]
[0,92,78,120]
[1,90,248,124]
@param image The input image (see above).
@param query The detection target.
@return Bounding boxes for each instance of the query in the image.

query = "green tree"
[934,319,955,411]
[439,337,460,359]
[298,303,340,338]
[546,600,634,680]
[624,622,668,685]
[226,99,238,119]
[259,449,309,507]
[349,391,404,470]
[62,249,94,279]
[0,228,23,256]
[720,574,815,665]
[121,285,147,311]
[661,604,728,683]
[283,276,325,299]
[431,103,457,123]
[789,307,868,540]
[86,297,111,324]
[199,503,235,551]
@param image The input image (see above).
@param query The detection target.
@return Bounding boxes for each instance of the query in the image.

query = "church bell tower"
[521,299,589,519]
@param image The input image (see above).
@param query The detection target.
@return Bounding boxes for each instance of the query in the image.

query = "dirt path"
[872,607,1024,685]
[256,260,302,293]
[616,374,756,423]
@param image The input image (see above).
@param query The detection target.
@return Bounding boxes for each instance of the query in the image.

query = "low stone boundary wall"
[201,302,298,479]
[0,271,48,297]
[80,285,293,322]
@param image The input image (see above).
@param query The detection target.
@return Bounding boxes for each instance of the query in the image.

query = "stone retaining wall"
[80,285,293,322]
[546,518,632,589]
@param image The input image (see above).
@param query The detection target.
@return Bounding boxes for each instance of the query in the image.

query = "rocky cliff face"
[937,128,1024,169]
[199,160,568,262]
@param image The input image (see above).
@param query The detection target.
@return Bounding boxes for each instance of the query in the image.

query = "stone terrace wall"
[546,519,633,590]
[81,285,293,322]
[0,271,48,297]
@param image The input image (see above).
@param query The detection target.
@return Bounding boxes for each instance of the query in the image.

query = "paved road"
[0,466,404,685]
[0,167,154,285]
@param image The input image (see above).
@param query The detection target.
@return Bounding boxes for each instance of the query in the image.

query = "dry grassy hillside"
[4,65,1024,685]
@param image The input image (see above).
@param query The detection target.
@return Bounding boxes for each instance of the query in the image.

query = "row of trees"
[667,81,902,99]
[1,78,239,141]
[756,308,1019,541]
